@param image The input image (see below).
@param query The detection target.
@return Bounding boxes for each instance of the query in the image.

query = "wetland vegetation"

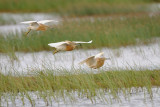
[0,70,160,105]
[0,15,160,53]
[0,0,159,16]
[0,0,160,106]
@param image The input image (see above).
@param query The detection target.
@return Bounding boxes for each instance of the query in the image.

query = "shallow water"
[1,87,160,107]
[0,42,160,75]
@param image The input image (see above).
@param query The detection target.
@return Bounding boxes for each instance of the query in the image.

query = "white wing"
[21,21,38,24]
[79,56,94,65]
[48,42,67,48]
[95,52,104,58]
[38,20,58,24]
[73,40,92,44]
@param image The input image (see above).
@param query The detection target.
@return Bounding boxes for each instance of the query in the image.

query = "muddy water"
[0,42,160,75]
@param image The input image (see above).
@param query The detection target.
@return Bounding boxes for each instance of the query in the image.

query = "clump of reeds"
[0,69,160,106]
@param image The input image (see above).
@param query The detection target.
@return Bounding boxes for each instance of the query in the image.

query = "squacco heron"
[48,40,92,54]
[21,20,58,36]
[79,52,110,69]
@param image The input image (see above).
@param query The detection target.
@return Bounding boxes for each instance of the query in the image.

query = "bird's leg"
[53,49,59,55]
[25,29,31,36]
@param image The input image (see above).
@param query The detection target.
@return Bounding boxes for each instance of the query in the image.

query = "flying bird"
[21,20,58,36]
[48,40,92,54]
[79,52,110,69]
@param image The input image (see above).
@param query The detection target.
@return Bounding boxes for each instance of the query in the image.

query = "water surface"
[0,42,160,75]
[1,87,160,107]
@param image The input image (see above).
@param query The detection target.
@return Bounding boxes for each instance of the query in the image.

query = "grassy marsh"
[0,0,159,16]
[0,15,160,53]
[0,70,160,105]
[0,0,160,105]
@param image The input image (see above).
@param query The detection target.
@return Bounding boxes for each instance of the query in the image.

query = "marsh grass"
[0,0,157,15]
[0,15,160,53]
[0,69,160,105]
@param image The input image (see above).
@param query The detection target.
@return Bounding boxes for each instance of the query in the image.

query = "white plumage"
[73,40,92,44]
[95,52,104,58]
[21,20,58,24]
[48,40,92,48]
[79,52,109,69]
[21,21,37,24]
[48,42,67,48]
[48,40,93,54]
[21,20,59,36]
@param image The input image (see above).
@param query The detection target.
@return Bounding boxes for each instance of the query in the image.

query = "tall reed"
[0,0,155,15]
[0,69,159,105]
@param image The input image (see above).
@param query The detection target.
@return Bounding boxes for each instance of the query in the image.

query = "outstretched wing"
[38,20,59,24]
[79,56,94,65]
[48,41,67,48]
[21,21,38,24]
[73,40,92,44]
[95,52,104,58]
[21,21,39,26]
